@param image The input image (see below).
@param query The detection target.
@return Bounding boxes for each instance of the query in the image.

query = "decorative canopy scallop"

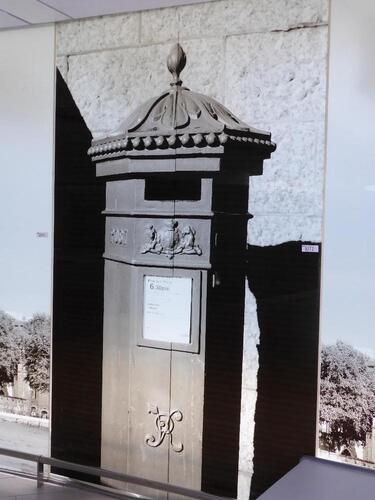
[88,43,276,159]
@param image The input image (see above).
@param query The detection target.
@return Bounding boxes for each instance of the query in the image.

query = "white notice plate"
[143,276,193,344]
[301,244,320,253]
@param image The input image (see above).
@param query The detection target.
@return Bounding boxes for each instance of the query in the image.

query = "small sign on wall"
[301,244,319,253]
[143,276,192,344]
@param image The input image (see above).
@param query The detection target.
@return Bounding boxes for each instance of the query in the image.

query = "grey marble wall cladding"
[56,1,329,497]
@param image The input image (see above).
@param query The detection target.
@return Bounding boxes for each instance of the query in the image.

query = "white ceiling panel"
[0,0,212,30]
[0,10,27,28]
[41,0,209,18]
[0,0,70,23]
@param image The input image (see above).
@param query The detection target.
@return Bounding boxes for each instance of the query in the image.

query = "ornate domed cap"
[89,44,276,160]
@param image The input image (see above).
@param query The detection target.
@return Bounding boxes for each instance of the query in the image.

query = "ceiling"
[0,0,210,29]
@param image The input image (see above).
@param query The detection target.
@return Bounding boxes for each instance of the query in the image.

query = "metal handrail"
[0,446,233,500]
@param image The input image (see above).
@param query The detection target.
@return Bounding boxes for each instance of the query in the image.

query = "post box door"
[124,266,206,498]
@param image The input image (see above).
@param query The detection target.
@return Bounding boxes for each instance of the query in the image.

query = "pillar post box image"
[88,44,276,498]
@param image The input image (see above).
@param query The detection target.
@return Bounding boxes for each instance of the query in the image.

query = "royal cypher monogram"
[145,405,183,453]
[141,219,202,259]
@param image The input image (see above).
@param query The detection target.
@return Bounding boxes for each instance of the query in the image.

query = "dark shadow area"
[202,267,246,498]
[248,241,321,499]
[51,71,105,479]
[145,174,202,201]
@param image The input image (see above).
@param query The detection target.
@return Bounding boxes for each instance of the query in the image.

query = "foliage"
[24,314,51,393]
[320,341,375,451]
[0,311,26,384]
[0,310,50,393]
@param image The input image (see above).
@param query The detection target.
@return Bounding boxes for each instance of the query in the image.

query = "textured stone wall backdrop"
[56,1,329,497]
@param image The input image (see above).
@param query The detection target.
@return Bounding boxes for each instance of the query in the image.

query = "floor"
[0,419,48,474]
[258,456,375,500]
[0,471,120,499]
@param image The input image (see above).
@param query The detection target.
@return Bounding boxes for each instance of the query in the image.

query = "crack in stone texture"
[55,0,329,51]
[139,0,328,45]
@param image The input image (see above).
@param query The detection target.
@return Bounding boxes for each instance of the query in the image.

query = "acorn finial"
[167,43,186,86]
